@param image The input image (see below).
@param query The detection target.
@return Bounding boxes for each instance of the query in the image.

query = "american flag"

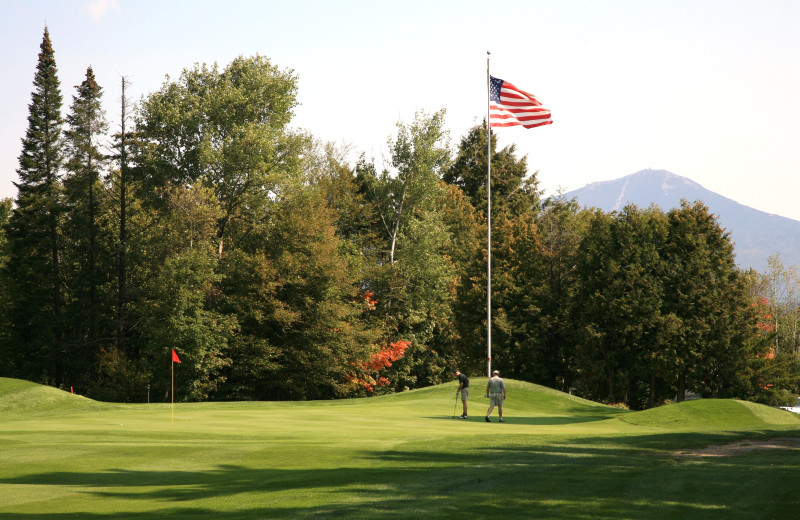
[489,76,552,129]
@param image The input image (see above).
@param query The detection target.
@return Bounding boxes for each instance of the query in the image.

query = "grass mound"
[619,398,800,430]
[0,377,108,416]
[502,379,627,415]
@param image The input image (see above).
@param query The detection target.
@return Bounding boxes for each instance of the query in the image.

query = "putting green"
[1,377,799,518]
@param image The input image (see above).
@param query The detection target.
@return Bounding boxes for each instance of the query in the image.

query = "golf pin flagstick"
[171,349,181,423]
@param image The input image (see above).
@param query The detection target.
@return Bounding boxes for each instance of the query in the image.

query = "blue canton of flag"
[490,76,504,104]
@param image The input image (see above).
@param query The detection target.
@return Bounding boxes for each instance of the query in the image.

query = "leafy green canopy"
[2,29,794,407]
[137,55,307,259]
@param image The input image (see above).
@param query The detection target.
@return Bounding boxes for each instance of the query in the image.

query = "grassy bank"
[1,377,799,518]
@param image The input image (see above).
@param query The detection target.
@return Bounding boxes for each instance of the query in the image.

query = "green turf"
[1,376,800,519]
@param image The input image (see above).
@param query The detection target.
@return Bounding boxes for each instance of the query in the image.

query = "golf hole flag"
[171,349,180,423]
[489,76,552,129]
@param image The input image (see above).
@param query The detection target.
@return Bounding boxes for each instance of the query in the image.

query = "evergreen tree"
[107,76,139,359]
[62,66,110,387]
[533,195,589,391]
[664,200,756,401]
[443,123,543,379]
[488,208,544,380]
[443,122,540,217]
[4,27,66,384]
[572,206,675,406]
[0,198,11,274]
[214,183,378,400]
[90,76,151,400]
[439,184,484,376]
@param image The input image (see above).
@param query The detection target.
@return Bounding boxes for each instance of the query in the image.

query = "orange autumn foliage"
[349,340,411,393]
[365,340,410,371]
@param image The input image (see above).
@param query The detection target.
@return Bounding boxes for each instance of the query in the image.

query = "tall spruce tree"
[4,27,66,384]
[108,76,135,356]
[0,198,11,273]
[443,123,540,217]
[62,66,109,386]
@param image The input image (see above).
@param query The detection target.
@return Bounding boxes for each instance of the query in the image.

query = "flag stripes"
[489,76,552,129]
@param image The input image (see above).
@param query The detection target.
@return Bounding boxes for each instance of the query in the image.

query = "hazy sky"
[2,0,800,219]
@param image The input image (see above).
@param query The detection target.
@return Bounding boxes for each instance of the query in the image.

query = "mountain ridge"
[563,169,800,272]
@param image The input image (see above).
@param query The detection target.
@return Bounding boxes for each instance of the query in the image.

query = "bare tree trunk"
[605,362,615,403]
[88,168,97,338]
[45,119,64,381]
[116,76,130,352]
[676,372,686,402]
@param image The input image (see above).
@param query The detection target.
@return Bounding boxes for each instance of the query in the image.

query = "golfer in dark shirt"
[454,369,469,419]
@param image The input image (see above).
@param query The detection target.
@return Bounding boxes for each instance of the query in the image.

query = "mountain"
[563,169,800,273]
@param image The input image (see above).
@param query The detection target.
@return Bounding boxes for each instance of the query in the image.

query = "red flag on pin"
[172,349,181,363]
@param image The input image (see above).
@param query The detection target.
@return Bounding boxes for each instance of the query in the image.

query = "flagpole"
[486,51,492,378]
[171,355,175,424]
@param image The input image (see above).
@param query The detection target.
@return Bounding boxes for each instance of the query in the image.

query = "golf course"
[2,377,800,519]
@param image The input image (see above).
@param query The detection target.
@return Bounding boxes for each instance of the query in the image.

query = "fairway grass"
[1,377,800,519]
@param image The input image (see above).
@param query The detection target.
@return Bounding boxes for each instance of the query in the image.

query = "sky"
[2,0,800,219]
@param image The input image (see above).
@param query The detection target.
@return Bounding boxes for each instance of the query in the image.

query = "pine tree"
[443,123,540,218]
[4,27,66,384]
[108,76,135,356]
[62,66,109,386]
[443,123,542,379]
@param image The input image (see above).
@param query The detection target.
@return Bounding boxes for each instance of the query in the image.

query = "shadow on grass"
[430,413,616,425]
[2,431,800,519]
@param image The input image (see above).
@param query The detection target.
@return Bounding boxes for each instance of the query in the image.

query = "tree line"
[1,28,797,408]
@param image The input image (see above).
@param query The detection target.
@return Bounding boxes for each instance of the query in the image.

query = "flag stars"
[490,76,503,103]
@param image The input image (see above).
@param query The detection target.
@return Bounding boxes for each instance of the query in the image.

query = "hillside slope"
[564,169,800,272]
[2,377,797,433]
[618,398,800,430]
[0,377,109,415]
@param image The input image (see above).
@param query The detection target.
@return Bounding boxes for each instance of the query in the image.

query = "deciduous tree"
[137,56,307,259]
[359,110,457,388]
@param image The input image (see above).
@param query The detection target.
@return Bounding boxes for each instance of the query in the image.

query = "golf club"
[452,391,460,418]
